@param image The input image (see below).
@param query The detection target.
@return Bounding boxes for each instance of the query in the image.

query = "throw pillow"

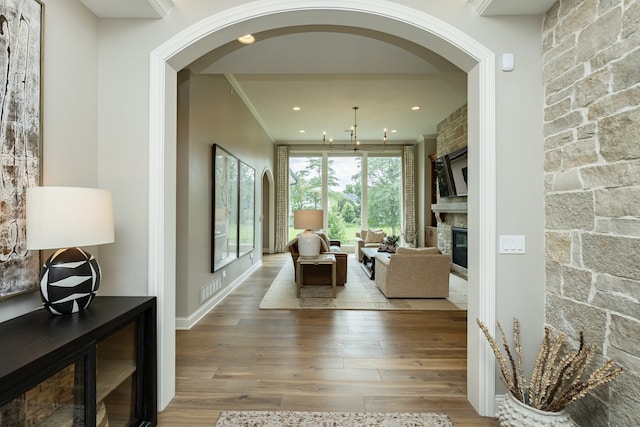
[364,229,385,244]
[316,231,331,252]
[396,246,440,255]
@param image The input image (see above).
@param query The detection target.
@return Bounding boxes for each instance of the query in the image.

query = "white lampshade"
[26,186,115,250]
[293,209,323,230]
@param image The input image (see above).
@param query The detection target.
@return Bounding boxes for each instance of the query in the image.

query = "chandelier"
[322,106,387,152]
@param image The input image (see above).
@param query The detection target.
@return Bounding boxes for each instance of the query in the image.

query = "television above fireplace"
[435,147,468,198]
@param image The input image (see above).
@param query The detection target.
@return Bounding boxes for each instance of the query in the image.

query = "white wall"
[176,72,273,318]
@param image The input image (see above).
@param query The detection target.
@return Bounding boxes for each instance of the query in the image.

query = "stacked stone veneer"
[434,104,468,275]
[543,1,640,425]
[436,104,468,157]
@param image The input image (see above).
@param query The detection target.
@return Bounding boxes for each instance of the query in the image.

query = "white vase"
[497,392,576,427]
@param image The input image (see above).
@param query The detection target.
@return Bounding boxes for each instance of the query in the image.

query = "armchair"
[374,246,450,298]
[354,229,386,262]
[288,233,348,286]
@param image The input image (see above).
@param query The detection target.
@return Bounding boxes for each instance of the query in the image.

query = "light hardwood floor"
[158,253,498,426]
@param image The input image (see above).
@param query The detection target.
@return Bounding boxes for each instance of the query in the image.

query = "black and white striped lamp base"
[39,247,101,315]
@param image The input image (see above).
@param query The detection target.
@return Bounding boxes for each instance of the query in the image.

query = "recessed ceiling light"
[237,34,255,45]
[292,106,301,111]
[391,129,398,133]
[411,106,421,111]
[299,130,306,133]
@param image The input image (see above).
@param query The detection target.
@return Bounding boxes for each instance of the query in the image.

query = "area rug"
[215,410,454,427]
[259,255,467,310]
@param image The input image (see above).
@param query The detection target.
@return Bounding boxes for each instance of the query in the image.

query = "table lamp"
[293,209,323,257]
[26,186,115,315]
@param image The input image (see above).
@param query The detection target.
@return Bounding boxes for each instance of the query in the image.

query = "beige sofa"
[374,247,451,298]
[354,229,386,262]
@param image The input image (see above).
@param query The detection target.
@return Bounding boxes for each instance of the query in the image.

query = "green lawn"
[289,224,395,245]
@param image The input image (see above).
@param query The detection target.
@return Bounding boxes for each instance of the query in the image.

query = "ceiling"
[79,0,557,19]
[188,27,468,144]
[80,0,556,146]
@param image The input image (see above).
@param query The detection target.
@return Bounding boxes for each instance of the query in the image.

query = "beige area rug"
[259,255,467,310]
[215,410,454,426]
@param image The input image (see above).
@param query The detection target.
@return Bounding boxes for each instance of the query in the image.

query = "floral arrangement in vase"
[477,318,622,415]
[379,235,400,253]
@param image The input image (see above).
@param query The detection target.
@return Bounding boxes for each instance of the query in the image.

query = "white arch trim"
[149,0,497,415]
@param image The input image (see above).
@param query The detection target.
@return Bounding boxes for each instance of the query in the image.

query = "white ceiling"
[79,0,557,19]
[468,0,557,16]
[80,0,556,145]
[79,0,175,19]
[189,28,468,143]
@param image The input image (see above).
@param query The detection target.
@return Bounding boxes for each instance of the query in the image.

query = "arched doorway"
[262,168,274,254]
[149,1,497,416]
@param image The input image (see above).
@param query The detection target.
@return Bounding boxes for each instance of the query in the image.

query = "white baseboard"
[175,260,262,330]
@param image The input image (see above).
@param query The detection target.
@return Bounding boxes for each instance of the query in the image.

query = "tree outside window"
[288,154,401,244]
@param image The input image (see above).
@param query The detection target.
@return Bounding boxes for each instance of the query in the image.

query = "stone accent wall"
[543,1,640,425]
[436,104,468,157]
[434,104,468,276]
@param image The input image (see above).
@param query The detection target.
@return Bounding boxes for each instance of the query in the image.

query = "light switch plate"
[499,235,525,254]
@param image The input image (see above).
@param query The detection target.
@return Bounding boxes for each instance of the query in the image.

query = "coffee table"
[360,247,391,280]
[296,254,336,298]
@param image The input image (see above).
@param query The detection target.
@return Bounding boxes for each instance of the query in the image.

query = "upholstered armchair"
[288,233,348,286]
[374,246,450,298]
[354,229,386,262]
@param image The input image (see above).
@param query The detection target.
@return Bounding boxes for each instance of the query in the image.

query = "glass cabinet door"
[0,358,87,427]
[96,321,137,427]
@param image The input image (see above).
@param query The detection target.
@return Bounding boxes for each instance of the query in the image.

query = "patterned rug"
[215,410,454,426]
[259,255,467,310]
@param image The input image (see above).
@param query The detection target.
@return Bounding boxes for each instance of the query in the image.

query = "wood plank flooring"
[158,254,498,426]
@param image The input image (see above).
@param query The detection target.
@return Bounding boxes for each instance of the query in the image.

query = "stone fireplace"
[451,227,468,268]
[430,203,468,277]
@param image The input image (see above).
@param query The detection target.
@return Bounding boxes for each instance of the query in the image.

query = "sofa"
[288,232,348,286]
[374,246,450,298]
[354,229,386,262]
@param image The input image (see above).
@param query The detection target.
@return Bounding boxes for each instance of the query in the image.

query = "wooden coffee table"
[360,247,390,280]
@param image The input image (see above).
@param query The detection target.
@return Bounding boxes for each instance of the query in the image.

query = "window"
[288,151,402,245]
[328,156,361,244]
[366,155,402,237]
[289,156,322,240]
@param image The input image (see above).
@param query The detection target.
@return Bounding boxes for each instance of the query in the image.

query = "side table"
[296,254,337,298]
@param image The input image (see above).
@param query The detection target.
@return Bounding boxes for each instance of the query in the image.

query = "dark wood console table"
[0,296,157,426]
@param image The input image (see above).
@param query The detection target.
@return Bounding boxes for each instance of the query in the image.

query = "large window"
[328,156,361,244]
[289,156,322,240]
[289,152,402,245]
[366,155,402,237]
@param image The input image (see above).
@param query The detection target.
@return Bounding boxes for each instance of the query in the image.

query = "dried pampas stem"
[476,318,623,412]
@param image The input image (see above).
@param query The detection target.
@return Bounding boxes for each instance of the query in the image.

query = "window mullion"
[322,152,328,230]
[361,152,368,229]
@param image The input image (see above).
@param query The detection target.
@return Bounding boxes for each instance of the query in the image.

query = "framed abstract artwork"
[238,161,255,258]
[0,0,43,300]
[211,145,255,272]
[212,144,239,272]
